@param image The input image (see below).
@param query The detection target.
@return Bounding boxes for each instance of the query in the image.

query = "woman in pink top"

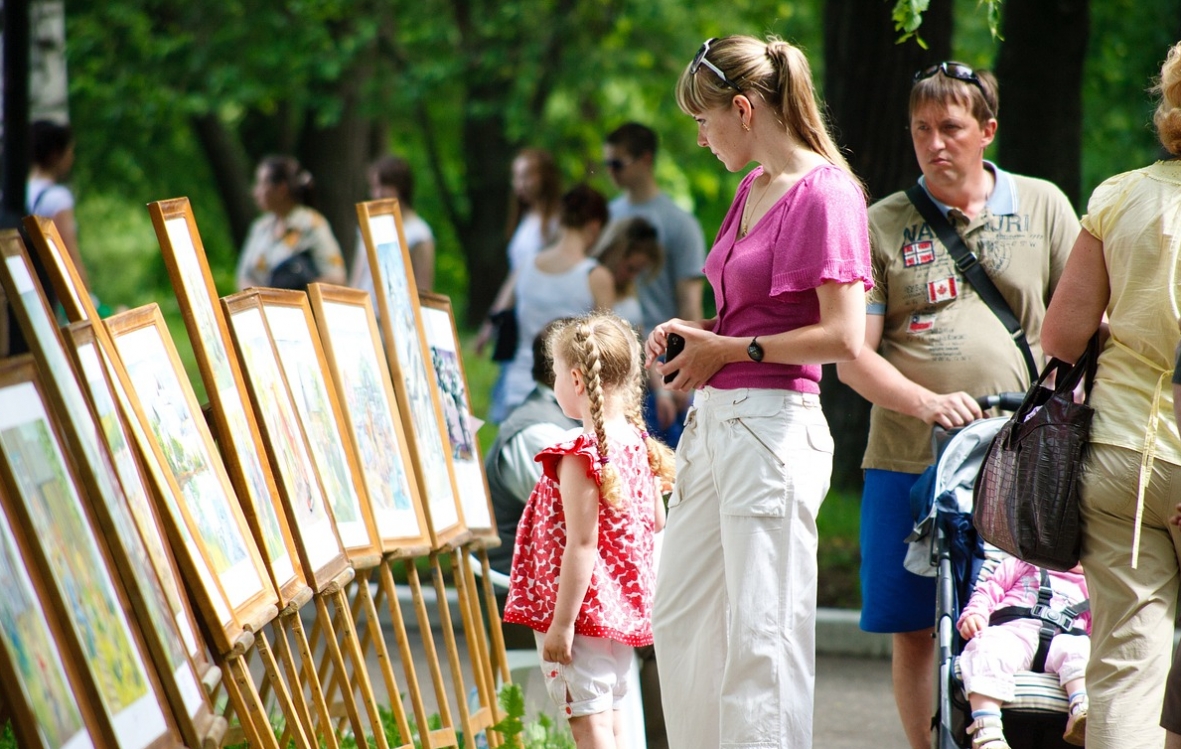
[644,35,873,749]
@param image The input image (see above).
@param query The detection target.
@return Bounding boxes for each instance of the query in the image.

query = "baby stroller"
[905,394,1084,749]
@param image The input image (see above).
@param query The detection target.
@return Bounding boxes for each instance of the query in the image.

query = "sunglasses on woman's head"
[913,61,985,94]
[690,38,742,92]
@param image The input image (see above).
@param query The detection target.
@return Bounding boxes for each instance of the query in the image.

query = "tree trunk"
[456,82,515,326]
[189,112,256,247]
[298,96,375,277]
[821,0,954,493]
[994,0,1089,208]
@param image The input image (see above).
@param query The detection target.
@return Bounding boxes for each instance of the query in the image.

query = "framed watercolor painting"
[222,292,351,591]
[252,288,382,566]
[356,199,466,548]
[106,304,278,652]
[0,357,183,749]
[307,284,432,556]
[0,237,222,745]
[22,216,219,685]
[0,475,95,749]
[147,198,307,607]
[417,292,496,539]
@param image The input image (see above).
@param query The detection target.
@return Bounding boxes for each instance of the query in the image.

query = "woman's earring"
[741,120,751,131]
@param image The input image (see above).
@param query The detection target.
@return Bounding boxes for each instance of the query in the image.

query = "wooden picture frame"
[307,284,432,556]
[253,288,384,567]
[22,215,220,685]
[0,236,225,746]
[147,198,307,606]
[356,199,466,548]
[221,291,351,591]
[0,356,183,749]
[0,462,97,749]
[61,322,227,745]
[418,292,497,539]
[105,304,278,653]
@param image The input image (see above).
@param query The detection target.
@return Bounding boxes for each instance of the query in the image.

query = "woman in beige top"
[236,155,346,291]
[1042,40,1181,749]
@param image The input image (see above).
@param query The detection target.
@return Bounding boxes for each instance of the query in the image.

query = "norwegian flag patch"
[908,313,935,333]
[927,277,958,303]
[903,240,936,267]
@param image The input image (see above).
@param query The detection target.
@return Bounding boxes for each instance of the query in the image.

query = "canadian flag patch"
[903,240,936,267]
[908,313,935,333]
[927,277,958,303]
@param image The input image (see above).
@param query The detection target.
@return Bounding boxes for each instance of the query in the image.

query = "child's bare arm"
[652,477,667,533]
[542,455,600,664]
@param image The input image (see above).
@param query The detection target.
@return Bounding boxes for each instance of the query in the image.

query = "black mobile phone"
[663,333,685,384]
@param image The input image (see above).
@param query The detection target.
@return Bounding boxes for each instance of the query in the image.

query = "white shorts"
[535,632,634,718]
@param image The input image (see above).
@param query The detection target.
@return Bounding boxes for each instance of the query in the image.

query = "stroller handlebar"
[976,392,1025,412]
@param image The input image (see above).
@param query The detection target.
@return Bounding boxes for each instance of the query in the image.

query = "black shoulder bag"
[905,185,1039,382]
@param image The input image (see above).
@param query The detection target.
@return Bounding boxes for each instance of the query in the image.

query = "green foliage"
[492,683,575,749]
[892,0,932,47]
[893,0,1004,47]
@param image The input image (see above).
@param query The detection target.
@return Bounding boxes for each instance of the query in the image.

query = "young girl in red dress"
[503,311,674,748]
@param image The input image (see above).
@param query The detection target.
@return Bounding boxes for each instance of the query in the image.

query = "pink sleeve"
[957,557,1024,627]
[769,167,873,297]
[537,434,601,485]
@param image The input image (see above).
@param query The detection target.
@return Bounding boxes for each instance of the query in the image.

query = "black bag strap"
[986,567,1090,672]
[906,184,1039,382]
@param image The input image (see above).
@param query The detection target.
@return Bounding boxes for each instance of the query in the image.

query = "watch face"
[747,340,764,362]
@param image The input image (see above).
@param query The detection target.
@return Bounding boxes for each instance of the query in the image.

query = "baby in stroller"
[957,557,1090,749]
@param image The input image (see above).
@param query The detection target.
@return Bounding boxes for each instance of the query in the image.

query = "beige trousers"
[1079,442,1181,749]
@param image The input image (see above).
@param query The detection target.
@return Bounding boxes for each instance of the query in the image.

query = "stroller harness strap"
[986,568,1089,672]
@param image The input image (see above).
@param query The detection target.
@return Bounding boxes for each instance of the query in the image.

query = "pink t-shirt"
[704,164,872,392]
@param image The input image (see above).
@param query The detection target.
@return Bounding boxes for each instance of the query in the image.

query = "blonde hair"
[1154,41,1181,156]
[549,312,675,507]
[675,35,860,192]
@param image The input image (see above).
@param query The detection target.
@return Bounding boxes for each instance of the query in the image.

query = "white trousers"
[652,387,833,749]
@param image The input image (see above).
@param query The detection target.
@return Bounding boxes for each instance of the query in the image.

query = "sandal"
[968,715,1012,749]
[1063,699,1087,746]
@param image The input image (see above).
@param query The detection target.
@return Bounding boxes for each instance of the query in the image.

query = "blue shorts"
[859,469,936,633]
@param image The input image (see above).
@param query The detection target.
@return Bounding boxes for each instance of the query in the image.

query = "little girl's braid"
[624,371,676,485]
[574,319,622,506]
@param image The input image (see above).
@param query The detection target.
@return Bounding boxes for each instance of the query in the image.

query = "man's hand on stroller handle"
[917,390,983,429]
[958,613,988,640]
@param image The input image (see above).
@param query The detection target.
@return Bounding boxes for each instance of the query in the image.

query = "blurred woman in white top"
[27,120,88,283]
[351,154,436,298]
[500,184,614,412]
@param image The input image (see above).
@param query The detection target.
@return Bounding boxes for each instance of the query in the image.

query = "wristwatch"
[747,336,765,363]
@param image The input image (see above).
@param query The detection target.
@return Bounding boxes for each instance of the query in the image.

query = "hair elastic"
[598,455,611,466]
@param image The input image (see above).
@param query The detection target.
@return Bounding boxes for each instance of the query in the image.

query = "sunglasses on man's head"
[914,61,985,93]
[690,38,742,92]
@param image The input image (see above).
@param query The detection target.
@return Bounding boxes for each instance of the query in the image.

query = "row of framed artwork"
[0,197,506,749]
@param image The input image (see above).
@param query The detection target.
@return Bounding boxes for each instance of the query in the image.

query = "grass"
[817,488,863,609]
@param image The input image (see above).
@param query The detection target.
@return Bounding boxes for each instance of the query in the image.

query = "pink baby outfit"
[957,557,1091,702]
[503,428,657,647]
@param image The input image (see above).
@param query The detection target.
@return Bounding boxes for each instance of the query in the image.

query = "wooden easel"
[307,284,462,748]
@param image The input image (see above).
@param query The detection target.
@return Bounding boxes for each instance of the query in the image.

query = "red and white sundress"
[502,429,657,647]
